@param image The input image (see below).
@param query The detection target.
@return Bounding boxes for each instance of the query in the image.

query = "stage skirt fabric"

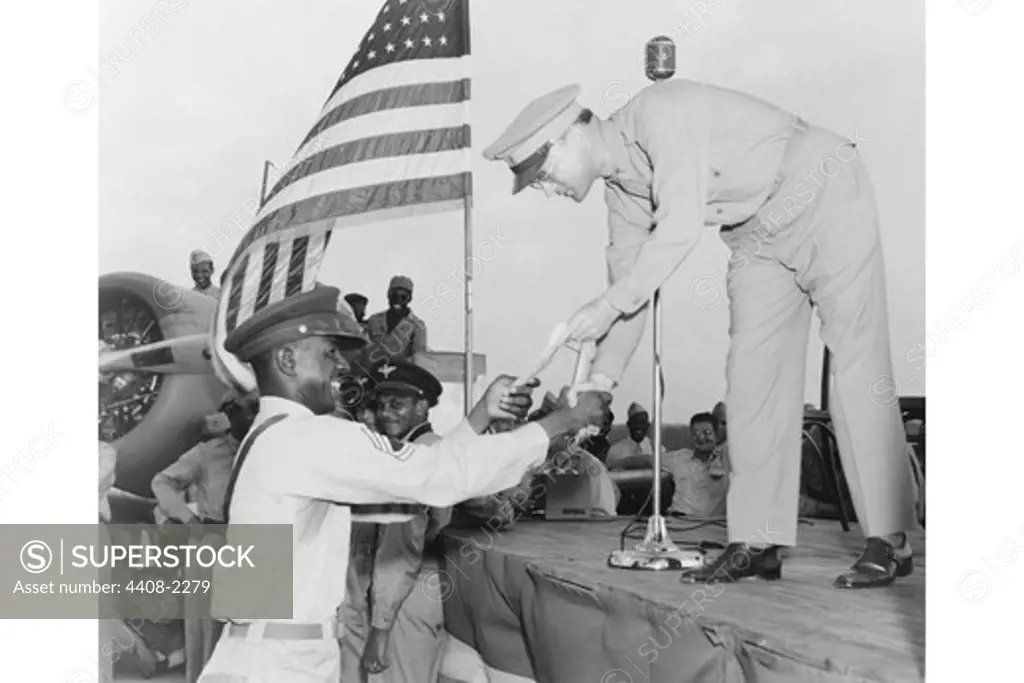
[438,530,883,683]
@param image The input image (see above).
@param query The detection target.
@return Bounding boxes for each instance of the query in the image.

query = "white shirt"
[606,436,661,469]
[664,446,730,517]
[219,396,549,625]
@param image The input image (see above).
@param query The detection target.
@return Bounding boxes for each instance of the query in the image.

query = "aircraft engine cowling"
[99,272,230,497]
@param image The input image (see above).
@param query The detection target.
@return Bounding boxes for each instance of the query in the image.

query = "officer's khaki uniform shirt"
[366,310,428,362]
[218,396,549,625]
[151,435,237,522]
[593,79,803,383]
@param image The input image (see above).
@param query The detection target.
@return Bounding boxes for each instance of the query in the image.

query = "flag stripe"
[303,79,469,149]
[259,146,469,220]
[230,173,470,267]
[305,230,330,292]
[267,125,470,207]
[225,253,249,332]
[267,239,292,307]
[289,101,470,184]
[236,244,268,327]
[253,241,280,313]
[320,57,469,116]
[285,236,309,297]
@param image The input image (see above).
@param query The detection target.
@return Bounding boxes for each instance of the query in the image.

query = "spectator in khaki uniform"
[366,276,428,363]
[341,359,451,682]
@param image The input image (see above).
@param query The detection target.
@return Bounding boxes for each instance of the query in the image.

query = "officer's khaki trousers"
[340,555,447,682]
[721,124,917,547]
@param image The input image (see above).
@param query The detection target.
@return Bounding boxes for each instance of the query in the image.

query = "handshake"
[471,375,612,442]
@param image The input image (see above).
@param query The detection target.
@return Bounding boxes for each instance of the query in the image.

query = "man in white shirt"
[664,412,730,517]
[199,286,606,682]
[606,402,661,470]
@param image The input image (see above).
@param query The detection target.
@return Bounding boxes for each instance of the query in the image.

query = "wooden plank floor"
[451,518,925,683]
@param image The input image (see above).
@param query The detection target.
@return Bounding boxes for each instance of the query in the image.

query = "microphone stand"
[607,37,704,570]
[607,290,703,570]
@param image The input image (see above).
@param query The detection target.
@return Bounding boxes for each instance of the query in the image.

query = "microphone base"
[608,514,705,571]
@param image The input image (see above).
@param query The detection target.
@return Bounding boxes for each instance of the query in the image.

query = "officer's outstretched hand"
[563,296,620,343]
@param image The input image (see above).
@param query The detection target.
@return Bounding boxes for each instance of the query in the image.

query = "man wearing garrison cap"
[341,358,452,681]
[483,80,917,589]
[189,250,220,299]
[199,285,606,681]
[606,401,663,471]
[366,275,428,363]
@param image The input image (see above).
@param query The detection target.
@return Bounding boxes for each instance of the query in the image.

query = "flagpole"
[463,196,473,416]
[259,160,274,209]
[462,0,474,417]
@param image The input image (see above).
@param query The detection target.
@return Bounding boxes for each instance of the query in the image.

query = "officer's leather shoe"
[834,536,913,589]
[679,542,782,584]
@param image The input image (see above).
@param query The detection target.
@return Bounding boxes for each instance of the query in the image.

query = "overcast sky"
[98,0,924,422]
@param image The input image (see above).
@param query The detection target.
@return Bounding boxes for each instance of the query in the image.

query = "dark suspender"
[222,414,289,523]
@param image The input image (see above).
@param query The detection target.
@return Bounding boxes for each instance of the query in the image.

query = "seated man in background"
[664,412,730,517]
[606,402,662,470]
[151,396,256,524]
[341,359,451,682]
[580,409,613,463]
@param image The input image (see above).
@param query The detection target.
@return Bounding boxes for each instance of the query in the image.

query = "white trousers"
[197,627,340,683]
[721,124,918,547]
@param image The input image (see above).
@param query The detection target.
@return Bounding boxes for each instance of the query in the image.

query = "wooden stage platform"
[441,518,925,683]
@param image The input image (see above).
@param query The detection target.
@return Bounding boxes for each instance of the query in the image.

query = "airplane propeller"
[99,333,214,375]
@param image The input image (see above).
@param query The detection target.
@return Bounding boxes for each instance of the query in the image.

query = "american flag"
[212,0,472,391]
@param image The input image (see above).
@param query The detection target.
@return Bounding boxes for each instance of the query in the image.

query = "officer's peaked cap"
[482,84,584,195]
[224,285,368,362]
[370,358,443,407]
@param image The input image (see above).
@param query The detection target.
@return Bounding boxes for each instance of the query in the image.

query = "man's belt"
[720,117,811,232]
[224,620,339,641]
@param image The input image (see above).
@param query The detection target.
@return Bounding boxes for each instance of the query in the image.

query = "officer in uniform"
[483,81,918,588]
[341,358,451,682]
[199,285,606,682]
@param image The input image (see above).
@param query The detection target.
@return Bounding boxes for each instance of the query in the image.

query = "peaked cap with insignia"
[369,358,443,408]
[482,84,584,194]
[223,285,368,362]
